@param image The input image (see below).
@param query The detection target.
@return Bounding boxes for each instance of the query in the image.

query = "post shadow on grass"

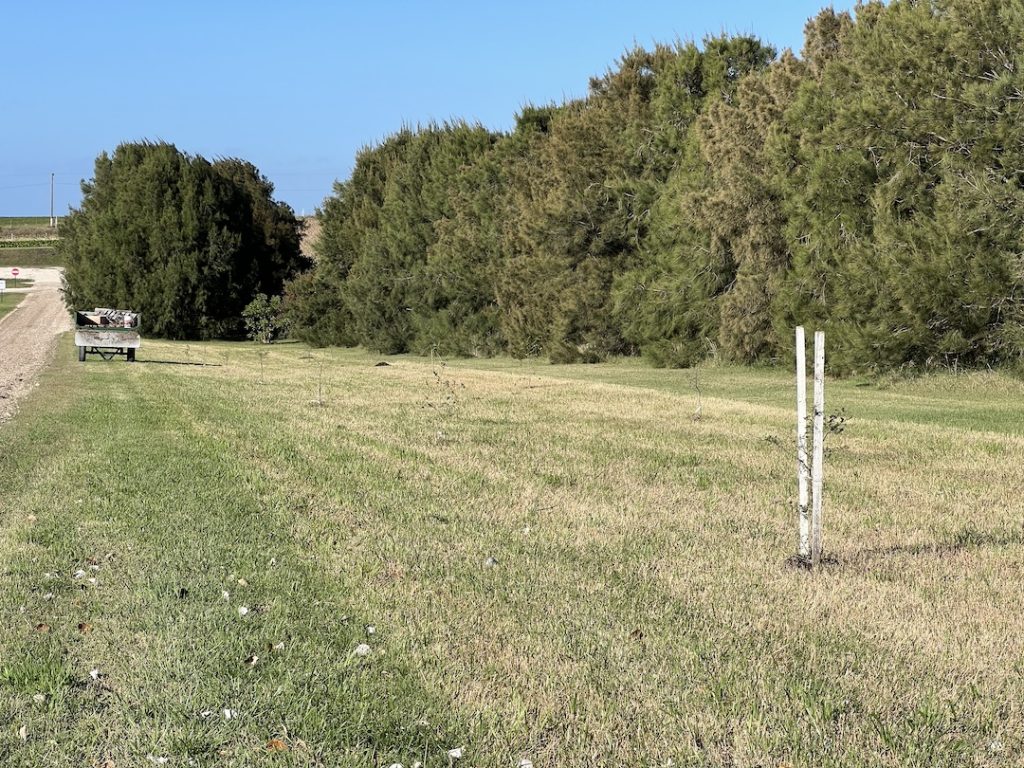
[852,525,1024,562]
[784,525,1024,571]
[137,359,222,368]
[785,551,841,571]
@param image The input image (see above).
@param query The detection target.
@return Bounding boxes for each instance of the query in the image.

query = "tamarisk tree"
[60,141,308,340]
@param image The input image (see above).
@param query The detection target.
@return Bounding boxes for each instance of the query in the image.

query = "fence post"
[810,331,825,569]
[796,327,809,560]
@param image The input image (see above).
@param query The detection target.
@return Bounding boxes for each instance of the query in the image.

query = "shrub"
[60,142,310,339]
[242,294,286,344]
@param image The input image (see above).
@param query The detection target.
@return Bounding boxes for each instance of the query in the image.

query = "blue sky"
[1,0,857,217]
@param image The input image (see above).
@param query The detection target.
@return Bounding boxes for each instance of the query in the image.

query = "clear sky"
[1,0,856,217]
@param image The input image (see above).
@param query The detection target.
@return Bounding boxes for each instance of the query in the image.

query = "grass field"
[0,217,59,244]
[0,240,57,249]
[0,292,26,322]
[0,217,52,227]
[1,340,1023,766]
[0,248,61,268]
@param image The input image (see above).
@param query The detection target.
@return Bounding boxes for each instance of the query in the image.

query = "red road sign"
[10,268,19,277]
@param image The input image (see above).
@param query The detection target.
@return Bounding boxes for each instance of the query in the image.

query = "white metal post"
[796,327,809,559]
[810,331,825,568]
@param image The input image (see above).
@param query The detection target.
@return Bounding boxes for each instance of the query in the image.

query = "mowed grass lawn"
[2,340,1023,767]
[0,293,26,322]
[0,248,61,269]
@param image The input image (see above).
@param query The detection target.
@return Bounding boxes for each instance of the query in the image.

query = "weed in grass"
[691,365,703,421]
[827,409,849,436]
[426,359,464,414]
[309,356,326,407]
[0,651,71,696]
[256,348,268,384]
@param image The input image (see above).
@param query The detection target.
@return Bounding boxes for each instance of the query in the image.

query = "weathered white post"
[810,331,825,568]
[795,327,810,560]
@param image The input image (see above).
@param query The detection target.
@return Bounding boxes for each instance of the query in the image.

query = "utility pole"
[50,173,55,228]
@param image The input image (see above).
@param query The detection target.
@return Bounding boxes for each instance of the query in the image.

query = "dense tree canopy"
[61,142,308,339]
[289,0,1024,374]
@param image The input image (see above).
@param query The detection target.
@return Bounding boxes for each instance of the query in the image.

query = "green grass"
[1,341,1023,766]
[0,291,25,321]
[0,217,51,227]
[0,217,50,228]
[0,248,61,268]
[0,239,57,249]
[0,217,59,245]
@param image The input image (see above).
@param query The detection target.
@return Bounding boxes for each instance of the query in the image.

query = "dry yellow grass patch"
[150,343,1024,765]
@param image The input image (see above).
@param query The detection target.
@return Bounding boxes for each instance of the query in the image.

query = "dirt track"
[0,268,71,422]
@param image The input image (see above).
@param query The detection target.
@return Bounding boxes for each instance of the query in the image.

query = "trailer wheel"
[78,346,86,362]
[126,348,136,363]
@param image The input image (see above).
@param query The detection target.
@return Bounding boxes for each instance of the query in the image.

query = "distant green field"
[0,216,50,227]
[0,247,61,268]
[0,216,60,243]
[0,239,56,249]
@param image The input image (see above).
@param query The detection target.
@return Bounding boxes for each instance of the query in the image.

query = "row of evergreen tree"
[288,0,1024,373]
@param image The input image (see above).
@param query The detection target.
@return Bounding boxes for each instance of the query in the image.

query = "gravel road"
[0,268,72,422]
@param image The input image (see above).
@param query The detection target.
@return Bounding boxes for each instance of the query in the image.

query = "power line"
[0,183,49,191]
